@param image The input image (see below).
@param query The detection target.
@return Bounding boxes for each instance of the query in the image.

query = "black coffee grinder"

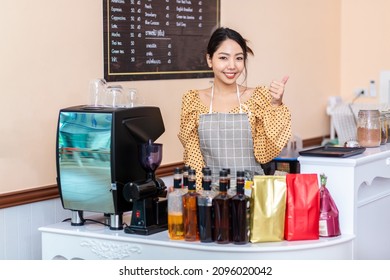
[123,139,168,235]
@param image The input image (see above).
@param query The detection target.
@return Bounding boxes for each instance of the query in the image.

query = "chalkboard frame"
[103,0,221,82]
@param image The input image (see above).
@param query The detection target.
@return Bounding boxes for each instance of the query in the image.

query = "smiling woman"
[178,27,292,188]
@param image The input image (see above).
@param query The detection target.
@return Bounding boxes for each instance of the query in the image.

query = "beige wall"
[222,0,340,139]
[340,0,390,103]
[0,0,388,193]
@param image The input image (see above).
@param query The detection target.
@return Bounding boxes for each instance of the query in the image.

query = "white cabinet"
[299,144,390,259]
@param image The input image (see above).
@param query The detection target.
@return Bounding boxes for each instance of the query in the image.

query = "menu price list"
[104,0,220,81]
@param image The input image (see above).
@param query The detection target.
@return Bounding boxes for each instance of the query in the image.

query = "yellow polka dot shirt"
[178,86,292,188]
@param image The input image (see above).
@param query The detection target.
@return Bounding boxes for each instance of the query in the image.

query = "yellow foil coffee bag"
[250,176,287,242]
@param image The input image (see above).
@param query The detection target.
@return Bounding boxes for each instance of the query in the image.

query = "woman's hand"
[269,75,289,106]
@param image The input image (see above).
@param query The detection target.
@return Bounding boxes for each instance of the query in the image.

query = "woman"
[178,27,292,188]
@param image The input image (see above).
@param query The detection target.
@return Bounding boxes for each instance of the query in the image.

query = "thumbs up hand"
[269,75,289,106]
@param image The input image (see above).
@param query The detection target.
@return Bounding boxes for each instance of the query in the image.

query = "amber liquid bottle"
[197,168,215,243]
[213,169,232,244]
[231,170,250,244]
[182,169,200,241]
[167,167,184,240]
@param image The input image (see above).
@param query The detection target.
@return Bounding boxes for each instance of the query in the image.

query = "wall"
[0,0,342,194]
[340,0,390,103]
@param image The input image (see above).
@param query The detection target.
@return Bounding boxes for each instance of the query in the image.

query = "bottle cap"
[183,165,190,172]
[203,168,211,176]
[202,169,211,191]
[222,168,230,175]
[173,167,182,189]
[320,173,327,187]
[188,169,196,190]
[219,169,228,177]
[202,166,210,175]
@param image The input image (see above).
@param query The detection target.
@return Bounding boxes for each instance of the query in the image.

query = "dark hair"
[207,27,254,60]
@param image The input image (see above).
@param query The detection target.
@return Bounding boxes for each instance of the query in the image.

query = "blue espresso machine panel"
[56,105,165,229]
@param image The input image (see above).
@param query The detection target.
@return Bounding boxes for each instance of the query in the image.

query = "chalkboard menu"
[103,0,220,81]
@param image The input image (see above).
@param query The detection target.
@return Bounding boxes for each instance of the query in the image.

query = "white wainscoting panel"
[0,198,68,260]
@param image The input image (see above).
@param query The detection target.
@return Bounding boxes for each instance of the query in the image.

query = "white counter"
[39,214,353,260]
[299,144,390,259]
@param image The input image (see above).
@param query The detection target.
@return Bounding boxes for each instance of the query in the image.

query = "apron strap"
[209,84,243,114]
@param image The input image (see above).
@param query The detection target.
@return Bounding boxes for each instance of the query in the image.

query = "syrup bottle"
[182,169,200,241]
[231,170,250,244]
[213,169,232,244]
[197,168,215,243]
[167,167,184,240]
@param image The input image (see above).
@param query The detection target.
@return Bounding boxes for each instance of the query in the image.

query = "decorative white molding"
[80,239,142,259]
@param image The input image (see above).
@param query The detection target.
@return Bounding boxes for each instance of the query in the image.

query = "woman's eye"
[236,56,244,61]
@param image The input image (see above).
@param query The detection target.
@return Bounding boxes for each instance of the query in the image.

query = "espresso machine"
[123,140,168,235]
[56,105,165,230]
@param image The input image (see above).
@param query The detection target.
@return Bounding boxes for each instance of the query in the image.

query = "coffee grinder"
[123,139,168,235]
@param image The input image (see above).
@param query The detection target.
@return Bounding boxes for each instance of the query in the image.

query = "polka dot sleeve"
[249,86,292,163]
[177,90,207,188]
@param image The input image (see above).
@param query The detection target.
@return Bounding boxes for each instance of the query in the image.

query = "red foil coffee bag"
[284,173,320,241]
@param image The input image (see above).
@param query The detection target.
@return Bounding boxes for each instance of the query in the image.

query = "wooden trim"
[0,135,327,209]
[0,185,60,209]
[302,135,327,148]
[155,162,184,177]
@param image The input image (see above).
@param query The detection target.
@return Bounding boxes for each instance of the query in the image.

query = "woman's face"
[207,39,245,85]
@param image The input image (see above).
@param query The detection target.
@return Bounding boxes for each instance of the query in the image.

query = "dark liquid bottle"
[182,169,199,241]
[197,168,215,243]
[213,169,232,244]
[231,170,250,244]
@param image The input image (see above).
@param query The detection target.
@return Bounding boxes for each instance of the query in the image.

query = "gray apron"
[198,85,263,186]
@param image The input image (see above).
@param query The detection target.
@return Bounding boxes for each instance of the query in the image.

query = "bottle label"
[319,219,329,236]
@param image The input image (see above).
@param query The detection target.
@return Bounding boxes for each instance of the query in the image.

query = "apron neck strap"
[210,84,242,113]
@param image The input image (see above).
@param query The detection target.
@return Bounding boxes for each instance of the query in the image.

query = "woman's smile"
[224,72,237,79]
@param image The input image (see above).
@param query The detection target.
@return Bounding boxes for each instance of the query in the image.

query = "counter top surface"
[298,144,390,166]
[39,215,354,253]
